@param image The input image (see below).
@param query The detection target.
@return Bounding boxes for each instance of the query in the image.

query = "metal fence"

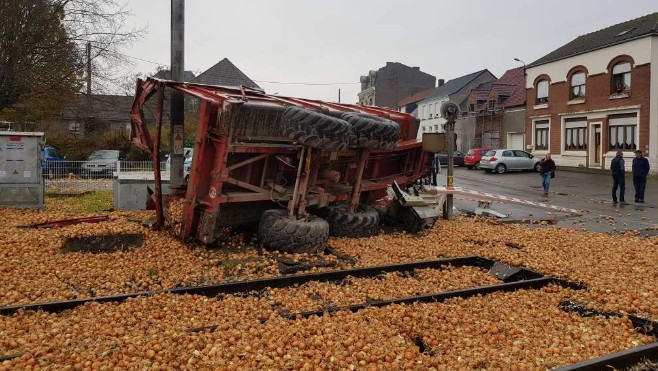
[44,161,167,193]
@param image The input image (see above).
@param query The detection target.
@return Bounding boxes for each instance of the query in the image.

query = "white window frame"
[533,119,550,153]
[570,72,586,99]
[608,114,638,151]
[612,63,631,93]
[563,119,588,152]
[69,122,81,133]
[536,80,549,104]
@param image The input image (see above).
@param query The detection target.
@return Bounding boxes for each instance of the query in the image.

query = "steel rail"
[0,255,521,316]
[554,342,658,371]
[281,277,582,319]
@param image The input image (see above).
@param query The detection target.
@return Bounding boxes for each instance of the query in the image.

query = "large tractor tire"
[340,112,400,150]
[258,209,329,254]
[316,202,380,238]
[282,106,353,152]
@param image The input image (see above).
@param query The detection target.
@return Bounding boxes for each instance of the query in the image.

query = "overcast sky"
[121,0,657,103]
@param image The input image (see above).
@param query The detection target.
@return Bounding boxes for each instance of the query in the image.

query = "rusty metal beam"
[226,154,269,172]
[152,87,165,228]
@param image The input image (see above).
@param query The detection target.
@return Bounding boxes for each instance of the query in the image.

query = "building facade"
[416,69,497,151]
[358,62,436,108]
[525,12,658,172]
[465,67,526,150]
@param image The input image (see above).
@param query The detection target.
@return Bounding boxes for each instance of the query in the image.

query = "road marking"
[428,186,581,215]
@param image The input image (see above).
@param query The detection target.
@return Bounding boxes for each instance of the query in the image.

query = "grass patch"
[46,190,113,213]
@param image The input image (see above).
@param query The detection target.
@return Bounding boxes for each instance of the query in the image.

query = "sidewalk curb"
[559,166,658,180]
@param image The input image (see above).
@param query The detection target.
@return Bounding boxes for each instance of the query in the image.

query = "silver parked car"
[82,150,121,178]
[479,149,541,174]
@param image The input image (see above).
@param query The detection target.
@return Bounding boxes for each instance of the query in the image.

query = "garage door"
[508,133,524,150]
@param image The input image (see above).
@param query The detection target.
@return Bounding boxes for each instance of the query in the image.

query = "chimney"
[438,79,445,87]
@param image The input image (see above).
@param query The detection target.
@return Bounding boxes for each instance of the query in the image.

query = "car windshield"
[467,150,475,155]
[45,148,60,158]
[485,150,496,156]
[88,151,119,160]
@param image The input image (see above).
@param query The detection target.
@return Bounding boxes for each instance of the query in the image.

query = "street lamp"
[514,58,526,76]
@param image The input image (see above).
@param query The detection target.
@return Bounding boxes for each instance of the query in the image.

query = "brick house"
[465,67,526,150]
[358,62,436,108]
[50,94,135,137]
[525,12,658,172]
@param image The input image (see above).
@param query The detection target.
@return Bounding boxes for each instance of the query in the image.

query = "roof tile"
[529,12,658,67]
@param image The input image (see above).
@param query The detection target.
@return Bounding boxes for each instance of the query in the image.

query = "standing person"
[539,154,556,196]
[610,150,626,204]
[632,150,650,203]
[430,152,442,186]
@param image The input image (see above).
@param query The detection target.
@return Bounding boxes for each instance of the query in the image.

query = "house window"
[69,122,81,133]
[608,114,637,151]
[534,120,549,150]
[571,72,586,99]
[612,62,631,93]
[564,120,587,151]
[536,80,549,104]
[434,125,439,132]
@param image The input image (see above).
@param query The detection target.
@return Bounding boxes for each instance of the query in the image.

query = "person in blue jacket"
[632,150,650,203]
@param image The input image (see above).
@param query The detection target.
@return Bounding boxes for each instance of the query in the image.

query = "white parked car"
[479,149,541,174]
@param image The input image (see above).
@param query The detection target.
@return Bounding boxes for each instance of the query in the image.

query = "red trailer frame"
[130,78,430,244]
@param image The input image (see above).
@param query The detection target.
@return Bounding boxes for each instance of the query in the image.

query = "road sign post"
[440,102,460,220]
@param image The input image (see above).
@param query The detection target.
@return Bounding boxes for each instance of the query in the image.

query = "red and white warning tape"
[430,186,582,215]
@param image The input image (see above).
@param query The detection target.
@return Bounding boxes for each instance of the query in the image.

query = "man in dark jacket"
[632,150,650,203]
[539,154,556,196]
[610,150,625,204]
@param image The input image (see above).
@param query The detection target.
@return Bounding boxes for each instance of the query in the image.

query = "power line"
[254,80,359,86]
[116,53,361,86]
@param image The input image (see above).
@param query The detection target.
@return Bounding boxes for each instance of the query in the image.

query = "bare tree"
[0,0,142,115]
[0,0,81,113]
[53,0,144,93]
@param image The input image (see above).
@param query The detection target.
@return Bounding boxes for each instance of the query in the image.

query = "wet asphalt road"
[446,167,658,235]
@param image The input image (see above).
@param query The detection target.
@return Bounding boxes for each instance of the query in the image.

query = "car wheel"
[495,164,506,174]
[475,162,481,170]
[466,165,473,170]
[534,162,541,172]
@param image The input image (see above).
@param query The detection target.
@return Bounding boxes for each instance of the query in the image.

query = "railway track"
[1,255,656,369]
[0,255,540,315]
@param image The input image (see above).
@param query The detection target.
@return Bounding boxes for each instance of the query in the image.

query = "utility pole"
[338,89,341,103]
[85,41,92,135]
[86,42,92,95]
[170,0,185,192]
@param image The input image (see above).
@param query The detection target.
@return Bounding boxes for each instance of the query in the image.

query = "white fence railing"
[44,161,168,193]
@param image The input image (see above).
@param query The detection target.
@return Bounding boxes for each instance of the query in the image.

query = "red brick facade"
[525,61,651,170]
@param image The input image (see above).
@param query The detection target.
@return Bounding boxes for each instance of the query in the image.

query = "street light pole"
[514,57,526,77]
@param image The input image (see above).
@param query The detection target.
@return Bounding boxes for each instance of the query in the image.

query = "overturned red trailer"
[130,78,438,253]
